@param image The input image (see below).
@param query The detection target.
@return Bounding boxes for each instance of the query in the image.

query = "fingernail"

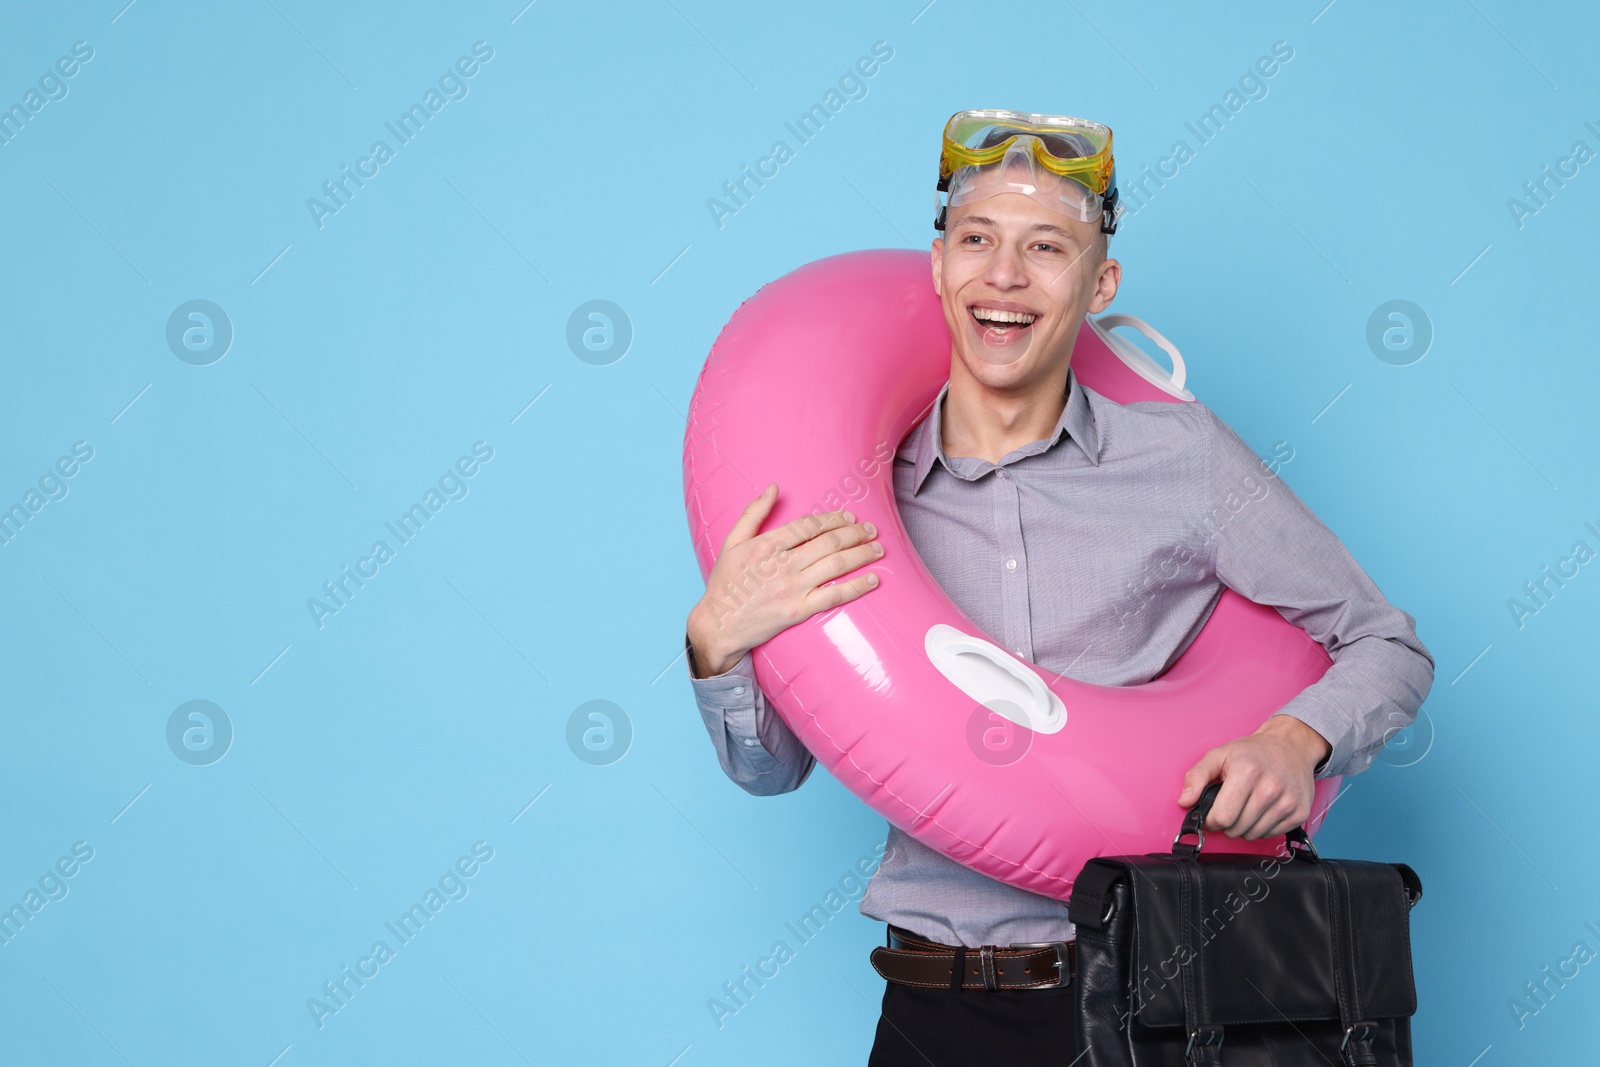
[843,511,855,523]
[867,574,879,585]
[863,522,876,535]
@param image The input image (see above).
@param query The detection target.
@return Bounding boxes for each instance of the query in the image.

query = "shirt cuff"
[685,631,758,702]
[1269,694,1345,779]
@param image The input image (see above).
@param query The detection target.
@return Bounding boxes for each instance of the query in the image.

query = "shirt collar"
[909,364,1102,495]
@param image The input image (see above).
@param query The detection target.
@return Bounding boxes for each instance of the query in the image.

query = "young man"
[684,110,1434,1062]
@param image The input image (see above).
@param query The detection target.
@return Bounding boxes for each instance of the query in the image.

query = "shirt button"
[742,738,758,746]
[1005,558,1017,571]
[995,469,1008,479]
[733,686,745,695]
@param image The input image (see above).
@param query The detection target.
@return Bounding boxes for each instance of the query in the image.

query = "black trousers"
[866,974,1082,1066]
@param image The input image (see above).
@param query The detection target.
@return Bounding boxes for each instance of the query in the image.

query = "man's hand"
[687,483,883,678]
[1176,715,1332,841]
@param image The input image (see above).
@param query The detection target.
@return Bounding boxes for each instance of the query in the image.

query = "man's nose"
[982,243,1029,288]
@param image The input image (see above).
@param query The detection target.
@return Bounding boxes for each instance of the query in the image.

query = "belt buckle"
[1008,940,1071,987]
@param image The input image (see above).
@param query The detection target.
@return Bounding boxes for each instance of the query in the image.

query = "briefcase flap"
[1116,854,1418,1028]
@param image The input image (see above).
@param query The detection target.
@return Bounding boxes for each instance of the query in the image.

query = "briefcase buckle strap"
[1341,1020,1379,1066]
[1184,1024,1224,1064]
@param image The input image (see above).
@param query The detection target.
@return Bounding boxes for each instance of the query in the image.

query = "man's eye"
[962,234,986,244]
[1033,242,1059,253]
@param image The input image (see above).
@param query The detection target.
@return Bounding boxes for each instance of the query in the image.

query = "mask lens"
[942,111,1111,189]
[946,142,1102,223]
[937,110,1119,233]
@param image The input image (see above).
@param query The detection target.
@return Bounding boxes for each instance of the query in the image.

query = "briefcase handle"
[1172,780,1320,864]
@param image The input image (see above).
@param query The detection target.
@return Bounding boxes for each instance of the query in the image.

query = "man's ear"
[1086,257,1121,315]
[930,238,943,296]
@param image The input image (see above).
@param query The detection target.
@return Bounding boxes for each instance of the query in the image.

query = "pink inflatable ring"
[683,249,1340,901]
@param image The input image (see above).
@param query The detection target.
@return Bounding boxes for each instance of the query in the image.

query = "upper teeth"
[972,308,1036,324]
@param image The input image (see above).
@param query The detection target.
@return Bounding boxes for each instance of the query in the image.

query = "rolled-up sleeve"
[685,632,817,795]
[1203,411,1435,779]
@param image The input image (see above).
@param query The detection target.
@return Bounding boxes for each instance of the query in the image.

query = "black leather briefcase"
[1066,782,1423,1066]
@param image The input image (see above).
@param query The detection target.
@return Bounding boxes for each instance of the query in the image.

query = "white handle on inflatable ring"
[1093,313,1188,394]
[925,624,1067,734]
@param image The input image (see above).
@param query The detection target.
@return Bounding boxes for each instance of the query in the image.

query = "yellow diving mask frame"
[936,109,1122,235]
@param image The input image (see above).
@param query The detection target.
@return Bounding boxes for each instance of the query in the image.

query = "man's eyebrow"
[949,215,1079,240]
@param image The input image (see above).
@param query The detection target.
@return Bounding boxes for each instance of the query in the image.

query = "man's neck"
[940,362,1072,465]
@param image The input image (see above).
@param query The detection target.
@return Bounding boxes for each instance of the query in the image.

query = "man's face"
[931,177,1119,389]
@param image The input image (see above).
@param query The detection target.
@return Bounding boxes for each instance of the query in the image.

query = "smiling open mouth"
[970,306,1038,337]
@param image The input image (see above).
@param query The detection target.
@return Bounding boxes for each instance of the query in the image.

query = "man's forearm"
[685,632,817,794]
[688,632,740,680]
[1258,713,1332,773]
[687,605,744,679]
[1270,632,1434,778]
[1204,405,1435,781]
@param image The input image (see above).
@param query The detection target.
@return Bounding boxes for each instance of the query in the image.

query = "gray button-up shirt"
[687,366,1434,947]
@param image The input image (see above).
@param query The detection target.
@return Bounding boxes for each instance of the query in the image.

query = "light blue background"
[1,1,1595,1063]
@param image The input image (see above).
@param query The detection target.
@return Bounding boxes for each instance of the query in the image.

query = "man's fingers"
[1246,810,1290,841]
[1228,796,1292,844]
[1178,750,1225,807]
[1230,794,1281,840]
[722,483,779,549]
[1245,789,1310,841]
[770,507,856,554]
[1183,732,1319,839]
[803,572,879,614]
[785,518,874,578]
[1203,773,1256,835]
[800,535,884,585]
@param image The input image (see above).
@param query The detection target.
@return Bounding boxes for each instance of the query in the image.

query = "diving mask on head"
[935,109,1122,235]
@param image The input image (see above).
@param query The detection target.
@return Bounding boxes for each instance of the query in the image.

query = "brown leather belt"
[869,924,1074,992]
